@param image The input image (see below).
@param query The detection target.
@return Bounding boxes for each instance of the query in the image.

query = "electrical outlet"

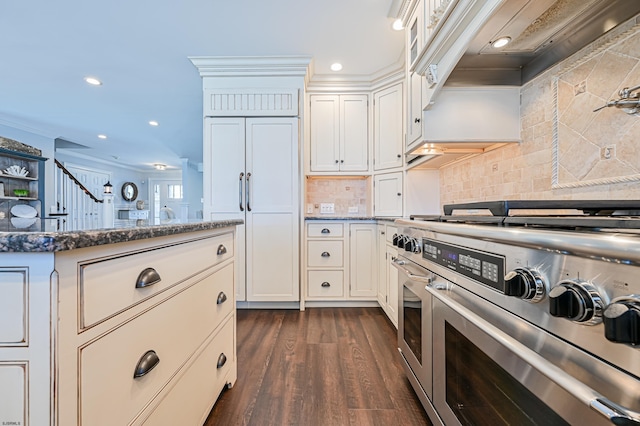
[320,203,335,214]
[348,206,358,214]
[306,203,314,214]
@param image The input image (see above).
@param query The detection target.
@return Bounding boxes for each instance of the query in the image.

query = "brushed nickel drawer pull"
[321,228,331,234]
[133,350,160,378]
[217,244,227,256]
[321,251,331,257]
[135,267,161,288]
[217,291,228,305]
[217,353,227,369]
[321,282,331,287]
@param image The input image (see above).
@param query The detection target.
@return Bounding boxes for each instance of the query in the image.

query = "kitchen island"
[0,219,241,425]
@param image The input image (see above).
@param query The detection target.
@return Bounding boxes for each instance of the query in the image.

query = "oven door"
[428,278,640,426]
[394,254,441,423]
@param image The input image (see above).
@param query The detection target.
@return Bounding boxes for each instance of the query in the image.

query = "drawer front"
[307,270,344,298]
[307,223,344,238]
[80,262,234,426]
[307,241,343,267]
[0,269,27,344]
[0,364,25,425]
[386,225,398,244]
[140,315,235,425]
[81,232,233,328]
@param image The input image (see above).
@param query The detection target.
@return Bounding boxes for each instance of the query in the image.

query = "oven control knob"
[603,296,640,345]
[397,235,406,249]
[548,279,605,325]
[392,233,399,246]
[404,237,421,253]
[504,267,545,303]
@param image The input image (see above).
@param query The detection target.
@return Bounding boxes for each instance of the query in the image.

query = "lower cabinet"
[305,221,377,302]
[0,227,237,425]
[378,223,399,327]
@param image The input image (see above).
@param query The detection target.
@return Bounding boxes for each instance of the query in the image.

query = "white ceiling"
[0,0,404,170]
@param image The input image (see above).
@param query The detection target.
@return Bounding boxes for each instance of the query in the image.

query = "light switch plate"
[348,206,358,214]
[320,203,335,214]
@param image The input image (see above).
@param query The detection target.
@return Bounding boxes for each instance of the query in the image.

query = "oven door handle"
[391,257,433,284]
[426,285,640,426]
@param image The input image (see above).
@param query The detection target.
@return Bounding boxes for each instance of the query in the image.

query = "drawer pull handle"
[321,282,331,287]
[133,350,160,378]
[217,244,227,256]
[217,353,227,369]
[217,292,228,305]
[321,228,330,234]
[321,251,331,257]
[135,268,161,289]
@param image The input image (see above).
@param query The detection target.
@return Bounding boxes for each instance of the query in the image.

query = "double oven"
[394,200,640,426]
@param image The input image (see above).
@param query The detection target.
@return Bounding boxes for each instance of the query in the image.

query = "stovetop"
[410,200,640,230]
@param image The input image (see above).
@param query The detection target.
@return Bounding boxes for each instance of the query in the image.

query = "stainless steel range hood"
[448,0,640,86]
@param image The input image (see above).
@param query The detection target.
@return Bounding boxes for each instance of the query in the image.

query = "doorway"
[149,179,182,224]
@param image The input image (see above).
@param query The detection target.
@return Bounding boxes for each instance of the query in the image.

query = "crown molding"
[189,56,312,78]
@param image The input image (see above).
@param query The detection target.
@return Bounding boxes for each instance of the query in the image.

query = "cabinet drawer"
[0,269,26,344]
[79,262,234,426]
[307,223,343,238]
[307,270,344,298]
[81,232,233,328]
[140,315,235,425]
[307,241,343,267]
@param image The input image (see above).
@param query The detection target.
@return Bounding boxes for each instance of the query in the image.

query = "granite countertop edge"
[304,216,399,221]
[0,220,244,253]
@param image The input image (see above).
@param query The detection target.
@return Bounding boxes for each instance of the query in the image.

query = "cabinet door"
[374,84,403,170]
[407,71,424,148]
[377,226,387,306]
[374,172,403,217]
[386,245,399,327]
[349,224,377,298]
[204,117,246,216]
[309,95,340,172]
[245,118,300,302]
[340,95,369,172]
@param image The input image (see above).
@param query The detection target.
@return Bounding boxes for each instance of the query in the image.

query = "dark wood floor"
[204,307,431,426]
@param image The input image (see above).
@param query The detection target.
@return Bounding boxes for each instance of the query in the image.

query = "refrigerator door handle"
[246,172,252,212]
[239,172,245,212]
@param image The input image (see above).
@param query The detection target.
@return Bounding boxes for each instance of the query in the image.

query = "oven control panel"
[422,238,505,292]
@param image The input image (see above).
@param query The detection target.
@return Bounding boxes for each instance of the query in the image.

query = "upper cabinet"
[309,94,369,173]
[411,0,505,107]
[374,83,403,171]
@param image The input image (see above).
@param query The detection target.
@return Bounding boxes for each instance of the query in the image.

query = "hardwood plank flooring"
[204,307,431,426]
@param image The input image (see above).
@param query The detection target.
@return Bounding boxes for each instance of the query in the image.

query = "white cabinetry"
[304,221,378,302]
[0,227,237,425]
[205,117,299,302]
[374,172,403,217]
[374,83,403,171]
[377,223,399,327]
[309,94,368,173]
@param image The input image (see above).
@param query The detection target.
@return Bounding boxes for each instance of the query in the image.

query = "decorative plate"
[10,204,38,218]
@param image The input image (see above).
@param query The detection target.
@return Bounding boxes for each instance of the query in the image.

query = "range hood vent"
[448,0,640,86]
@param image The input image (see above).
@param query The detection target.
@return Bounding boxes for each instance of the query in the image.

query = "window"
[167,184,183,199]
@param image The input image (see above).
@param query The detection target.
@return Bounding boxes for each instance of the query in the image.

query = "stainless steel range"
[393,200,640,426]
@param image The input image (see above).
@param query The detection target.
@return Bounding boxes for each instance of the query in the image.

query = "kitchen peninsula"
[0,219,241,425]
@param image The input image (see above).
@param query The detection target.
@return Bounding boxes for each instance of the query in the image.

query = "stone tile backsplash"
[440,17,640,206]
[305,177,370,216]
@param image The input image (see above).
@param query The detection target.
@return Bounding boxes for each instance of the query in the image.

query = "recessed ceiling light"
[492,37,511,48]
[330,63,343,72]
[154,163,166,170]
[84,76,102,86]
[97,134,107,139]
[392,19,404,31]
[149,120,159,126]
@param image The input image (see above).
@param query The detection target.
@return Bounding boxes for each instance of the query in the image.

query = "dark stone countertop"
[304,216,400,222]
[0,219,243,253]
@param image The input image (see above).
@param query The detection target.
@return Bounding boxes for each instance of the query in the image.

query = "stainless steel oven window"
[444,322,569,425]
[403,284,422,364]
